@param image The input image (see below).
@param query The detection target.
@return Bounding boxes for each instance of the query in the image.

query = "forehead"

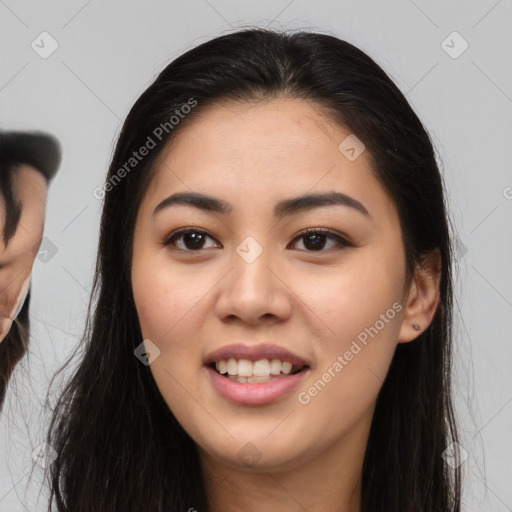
[153,97,345,174]
[142,97,397,223]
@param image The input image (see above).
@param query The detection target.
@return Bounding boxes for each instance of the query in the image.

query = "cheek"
[131,255,220,390]
[131,260,209,419]
[291,250,404,421]
[294,247,404,347]
[132,261,202,345]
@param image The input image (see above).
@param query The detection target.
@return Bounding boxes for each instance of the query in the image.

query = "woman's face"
[131,97,413,473]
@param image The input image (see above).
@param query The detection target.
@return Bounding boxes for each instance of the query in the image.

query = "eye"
[161,228,220,252]
[162,227,351,253]
[288,228,351,252]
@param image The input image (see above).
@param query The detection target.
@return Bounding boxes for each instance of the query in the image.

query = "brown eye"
[289,228,350,252]
[162,228,220,251]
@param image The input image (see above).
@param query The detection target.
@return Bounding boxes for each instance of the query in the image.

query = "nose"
[214,244,292,326]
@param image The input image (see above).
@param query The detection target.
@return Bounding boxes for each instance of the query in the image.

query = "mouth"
[205,359,310,405]
[206,359,309,384]
[203,343,311,404]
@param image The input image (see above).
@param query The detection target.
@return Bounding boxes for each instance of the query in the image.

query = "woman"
[45,28,462,511]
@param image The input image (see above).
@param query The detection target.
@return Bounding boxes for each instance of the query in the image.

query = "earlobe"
[398,248,442,343]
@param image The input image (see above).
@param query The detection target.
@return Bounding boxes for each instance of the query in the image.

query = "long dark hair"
[44,28,461,511]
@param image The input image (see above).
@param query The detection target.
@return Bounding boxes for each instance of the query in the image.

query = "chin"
[196,432,313,474]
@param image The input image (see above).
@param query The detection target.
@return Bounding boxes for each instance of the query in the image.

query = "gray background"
[0,1,511,510]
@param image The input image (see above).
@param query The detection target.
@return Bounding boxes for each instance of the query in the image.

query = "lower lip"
[205,365,309,405]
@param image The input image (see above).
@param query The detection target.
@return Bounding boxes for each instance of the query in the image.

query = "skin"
[0,165,47,342]
[131,97,441,512]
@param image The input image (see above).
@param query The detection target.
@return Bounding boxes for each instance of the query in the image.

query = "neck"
[200,408,373,512]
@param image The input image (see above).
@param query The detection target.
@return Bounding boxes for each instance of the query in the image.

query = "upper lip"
[204,343,309,368]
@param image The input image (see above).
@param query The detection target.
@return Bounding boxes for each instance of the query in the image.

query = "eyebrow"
[152,191,370,219]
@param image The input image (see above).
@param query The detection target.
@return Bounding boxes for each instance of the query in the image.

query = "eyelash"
[161,227,351,253]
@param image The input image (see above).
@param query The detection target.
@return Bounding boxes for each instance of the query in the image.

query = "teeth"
[253,359,270,376]
[227,358,237,375]
[214,358,301,377]
[238,359,253,377]
[228,375,279,384]
[269,358,282,375]
[217,359,227,374]
[281,361,292,374]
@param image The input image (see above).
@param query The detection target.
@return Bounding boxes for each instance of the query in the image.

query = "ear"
[398,248,442,343]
